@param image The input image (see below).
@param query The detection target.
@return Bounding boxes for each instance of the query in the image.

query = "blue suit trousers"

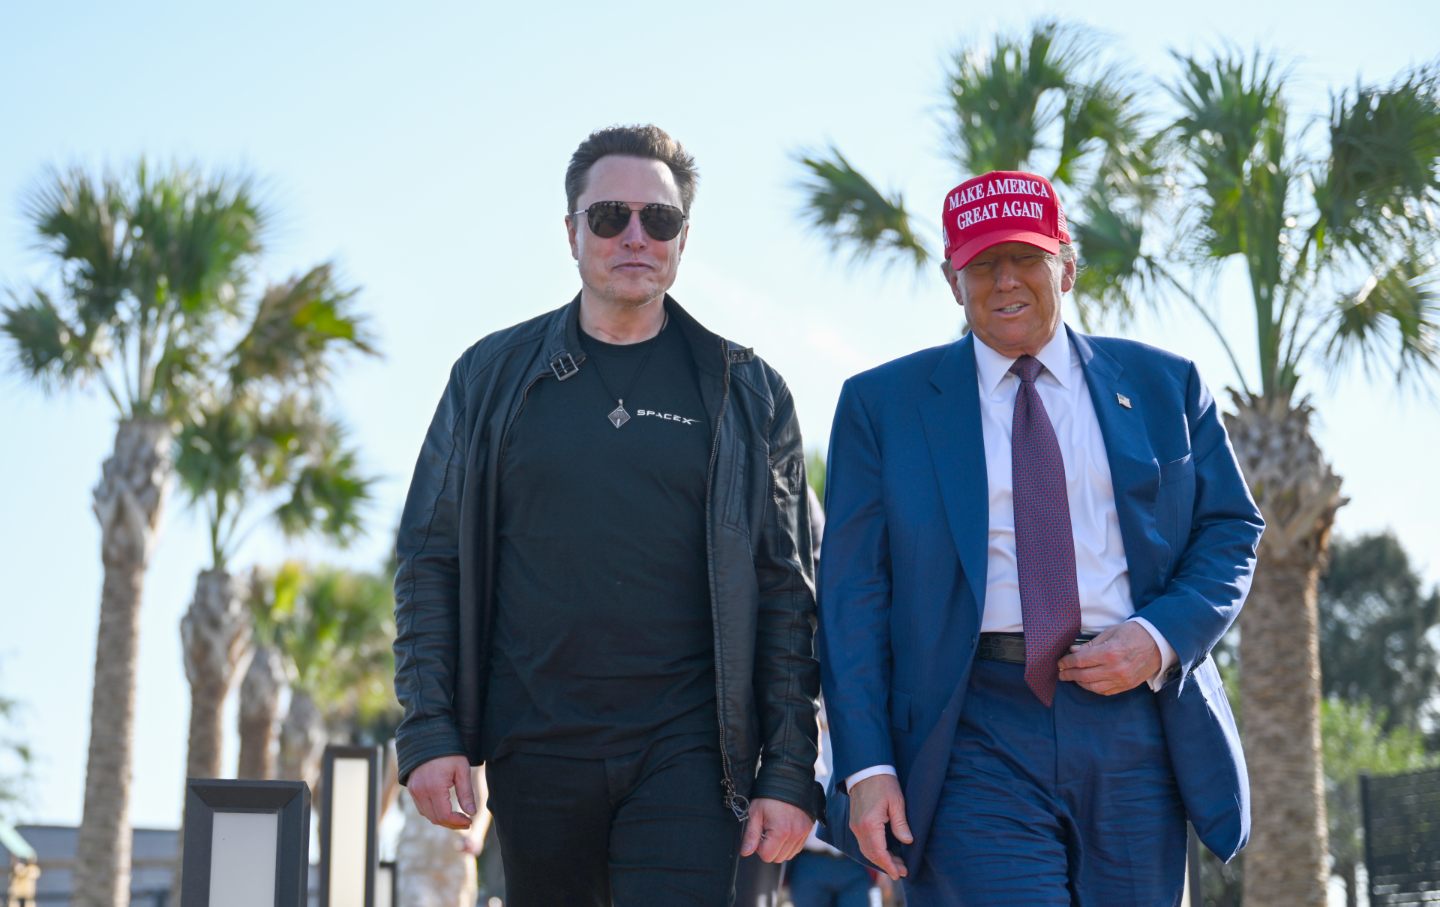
[905,659,1186,906]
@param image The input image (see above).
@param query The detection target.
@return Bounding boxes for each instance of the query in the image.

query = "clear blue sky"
[2,0,1437,829]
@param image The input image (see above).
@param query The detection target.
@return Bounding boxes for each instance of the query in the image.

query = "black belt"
[976,632,1096,664]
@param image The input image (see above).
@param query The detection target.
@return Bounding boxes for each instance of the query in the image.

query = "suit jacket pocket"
[1157,453,1196,548]
[1158,453,1193,485]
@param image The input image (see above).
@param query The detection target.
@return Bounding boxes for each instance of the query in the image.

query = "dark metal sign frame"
[318,744,381,907]
[180,779,310,907]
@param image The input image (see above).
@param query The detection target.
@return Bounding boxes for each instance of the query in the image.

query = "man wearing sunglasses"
[392,124,823,906]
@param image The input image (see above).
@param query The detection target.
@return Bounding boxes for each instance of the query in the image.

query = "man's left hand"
[1057,621,1160,696]
[739,797,811,863]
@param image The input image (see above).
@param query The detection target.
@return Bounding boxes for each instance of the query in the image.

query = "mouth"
[615,261,654,272]
[996,302,1028,315]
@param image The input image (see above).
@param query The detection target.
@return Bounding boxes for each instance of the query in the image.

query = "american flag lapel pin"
[1116,393,1132,409]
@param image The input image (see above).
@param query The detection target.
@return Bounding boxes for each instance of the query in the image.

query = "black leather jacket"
[393,295,824,820]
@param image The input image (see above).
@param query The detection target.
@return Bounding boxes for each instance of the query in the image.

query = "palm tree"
[243,562,398,795]
[1165,53,1440,904]
[176,265,375,787]
[795,20,1162,326]
[1,163,263,907]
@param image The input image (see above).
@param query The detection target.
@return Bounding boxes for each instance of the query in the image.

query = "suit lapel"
[919,336,989,616]
[1070,329,1157,590]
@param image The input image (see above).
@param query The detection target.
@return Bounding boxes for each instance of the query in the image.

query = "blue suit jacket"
[816,329,1263,879]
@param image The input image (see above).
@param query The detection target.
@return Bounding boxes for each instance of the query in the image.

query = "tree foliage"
[1319,531,1440,739]
[255,561,400,740]
[1166,54,1440,402]
[1322,697,1438,905]
[2,163,265,418]
[0,679,30,822]
[170,258,376,570]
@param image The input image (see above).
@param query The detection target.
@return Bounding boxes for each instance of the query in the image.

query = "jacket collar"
[542,292,753,383]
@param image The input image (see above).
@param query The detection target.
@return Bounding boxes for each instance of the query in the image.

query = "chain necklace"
[587,312,668,429]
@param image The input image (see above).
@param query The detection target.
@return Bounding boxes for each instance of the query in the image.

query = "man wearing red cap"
[816,170,1264,904]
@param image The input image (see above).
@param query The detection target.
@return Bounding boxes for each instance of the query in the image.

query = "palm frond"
[22,166,131,331]
[274,564,394,708]
[1325,251,1440,389]
[1,289,100,388]
[945,19,1152,198]
[128,163,265,318]
[228,263,376,388]
[8,161,276,418]
[794,147,931,270]
[1057,64,1151,192]
[1070,188,1155,328]
[272,419,373,544]
[945,20,1073,175]
[174,396,256,507]
[1168,50,1292,267]
[1314,63,1440,257]
[1167,49,1299,394]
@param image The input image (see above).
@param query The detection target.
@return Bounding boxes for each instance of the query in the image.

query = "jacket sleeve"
[750,374,825,819]
[392,357,470,784]
[1133,361,1265,675]
[815,379,896,785]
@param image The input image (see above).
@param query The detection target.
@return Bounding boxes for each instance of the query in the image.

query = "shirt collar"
[973,326,1073,395]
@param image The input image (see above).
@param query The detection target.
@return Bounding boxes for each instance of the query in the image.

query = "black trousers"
[485,733,743,906]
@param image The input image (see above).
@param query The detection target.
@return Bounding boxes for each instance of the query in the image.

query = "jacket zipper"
[705,339,747,821]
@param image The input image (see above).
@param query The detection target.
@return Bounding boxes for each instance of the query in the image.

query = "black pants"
[486,733,742,906]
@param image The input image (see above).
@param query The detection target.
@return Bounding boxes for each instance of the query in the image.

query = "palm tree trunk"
[73,417,171,907]
[173,566,251,905]
[1226,393,1344,907]
[237,641,286,780]
[278,688,326,797]
[182,567,251,779]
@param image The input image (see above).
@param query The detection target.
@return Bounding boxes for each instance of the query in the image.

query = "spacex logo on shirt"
[635,408,700,426]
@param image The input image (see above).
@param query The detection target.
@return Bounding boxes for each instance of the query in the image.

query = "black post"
[317,744,381,907]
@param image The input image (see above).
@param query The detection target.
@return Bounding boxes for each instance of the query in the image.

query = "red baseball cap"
[941,170,1070,269]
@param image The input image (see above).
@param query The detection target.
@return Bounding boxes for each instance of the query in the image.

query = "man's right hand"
[407,755,476,829]
[848,774,912,881]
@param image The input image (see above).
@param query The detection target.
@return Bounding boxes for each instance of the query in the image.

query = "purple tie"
[1009,355,1081,707]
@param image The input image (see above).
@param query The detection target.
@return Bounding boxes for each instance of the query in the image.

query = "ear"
[677,221,689,258]
[567,214,580,261]
[943,262,965,307]
[1059,255,1076,293]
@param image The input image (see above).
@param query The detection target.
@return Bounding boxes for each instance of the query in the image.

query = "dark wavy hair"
[565,124,699,215]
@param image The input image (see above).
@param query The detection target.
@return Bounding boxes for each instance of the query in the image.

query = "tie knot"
[1010,355,1044,384]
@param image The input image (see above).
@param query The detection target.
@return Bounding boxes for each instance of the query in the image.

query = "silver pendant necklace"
[589,313,667,429]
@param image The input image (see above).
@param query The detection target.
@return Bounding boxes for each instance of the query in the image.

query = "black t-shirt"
[482,321,717,758]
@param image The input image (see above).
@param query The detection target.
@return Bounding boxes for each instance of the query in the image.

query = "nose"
[620,207,647,249]
[993,255,1022,288]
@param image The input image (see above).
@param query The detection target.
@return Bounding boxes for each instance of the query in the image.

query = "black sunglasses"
[571,201,686,241]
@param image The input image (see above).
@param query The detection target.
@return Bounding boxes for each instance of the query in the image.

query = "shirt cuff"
[845,765,897,791]
[1129,616,1177,691]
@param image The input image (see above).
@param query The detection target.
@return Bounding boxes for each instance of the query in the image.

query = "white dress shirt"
[846,327,1176,791]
